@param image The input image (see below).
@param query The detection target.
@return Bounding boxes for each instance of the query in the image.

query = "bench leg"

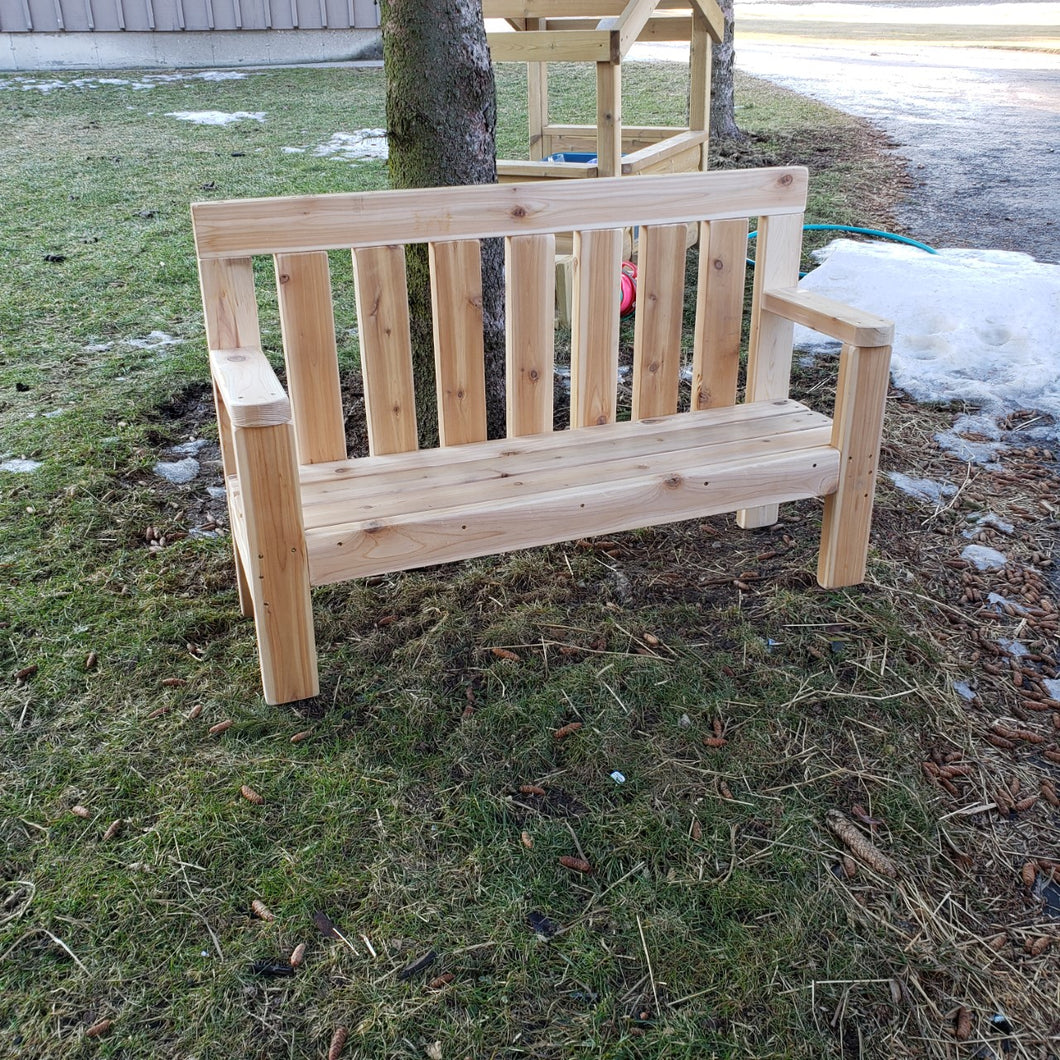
[232,421,319,705]
[817,343,892,589]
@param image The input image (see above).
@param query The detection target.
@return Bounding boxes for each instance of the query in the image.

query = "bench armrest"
[762,288,894,347]
[210,347,291,428]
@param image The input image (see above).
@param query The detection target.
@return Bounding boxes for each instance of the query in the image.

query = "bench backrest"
[191,166,807,464]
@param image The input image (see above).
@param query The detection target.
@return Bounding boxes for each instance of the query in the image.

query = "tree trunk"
[379,0,506,445]
[709,0,745,142]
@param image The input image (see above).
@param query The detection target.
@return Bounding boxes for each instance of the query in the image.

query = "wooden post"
[232,421,318,705]
[736,211,803,528]
[817,343,892,588]
[689,8,711,170]
[596,56,622,178]
[526,17,550,161]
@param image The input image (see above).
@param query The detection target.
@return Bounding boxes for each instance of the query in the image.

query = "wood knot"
[712,258,725,271]
[779,173,793,186]
[528,369,539,382]
[278,273,291,284]
[663,474,682,489]
[511,205,527,219]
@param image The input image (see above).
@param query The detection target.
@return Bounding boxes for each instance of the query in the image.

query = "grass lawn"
[1,61,1057,1059]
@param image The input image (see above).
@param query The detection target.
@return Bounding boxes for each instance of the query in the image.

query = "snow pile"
[285,129,389,162]
[795,241,1060,436]
[167,110,265,126]
[886,472,956,505]
[1,458,42,473]
[0,71,247,93]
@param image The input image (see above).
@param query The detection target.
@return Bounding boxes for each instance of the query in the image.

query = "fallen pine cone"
[519,785,545,796]
[328,1026,348,1060]
[718,781,733,799]
[1014,795,1038,812]
[428,972,455,989]
[690,818,702,841]
[520,831,533,850]
[954,1006,972,1042]
[101,819,122,842]
[642,632,661,647]
[1041,779,1059,807]
[289,943,306,968]
[559,855,591,874]
[86,1019,113,1038]
[85,651,98,670]
[553,722,582,740]
[490,647,521,662]
[14,664,38,683]
[825,810,898,879]
[290,729,312,743]
[161,677,186,688]
[187,704,203,720]
[1026,936,1052,956]
[240,785,264,805]
[208,719,233,736]
[703,736,728,748]
[147,706,170,719]
[71,805,91,819]
[251,899,275,922]
[985,933,1007,951]
[841,856,857,879]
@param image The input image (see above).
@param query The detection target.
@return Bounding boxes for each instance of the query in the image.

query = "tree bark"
[379,0,506,445]
[709,0,745,142]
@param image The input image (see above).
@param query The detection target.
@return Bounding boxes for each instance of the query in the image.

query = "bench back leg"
[817,342,892,588]
[233,422,319,705]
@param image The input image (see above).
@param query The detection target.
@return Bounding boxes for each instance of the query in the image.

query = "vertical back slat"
[595,59,622,178]
[352,245,419,456]
[737,211,804,528]
[274,251,347,465]
[571,227,622,428]
[631,223,687,420]
[199,255,261,351]
[691,217,749,410]
[429,239,488,447]
[199,255,262,618]
[505,234,556,437]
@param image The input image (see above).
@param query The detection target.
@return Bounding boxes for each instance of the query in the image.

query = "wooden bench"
[191,167,893,705]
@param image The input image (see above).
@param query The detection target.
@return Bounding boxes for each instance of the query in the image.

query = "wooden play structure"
[192,167,893,705]
[484,0,725,181]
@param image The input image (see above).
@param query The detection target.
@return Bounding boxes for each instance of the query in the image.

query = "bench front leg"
[232,420,318,705]
[817,341,892,588]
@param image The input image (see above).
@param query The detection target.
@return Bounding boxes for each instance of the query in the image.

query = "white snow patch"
[1044,678,1060,701]
[207,485,228,501]
[167,110,265,126]
[169,439,209,457]
[307,129,389,161]
[963,513,1015,538]
[997,638,1029,658]
[794,241,1060,438]
[986,592,1027,615]
[126,331,184,350]
[886,472,956,505]
[83,342,114,352]
[961,544,1007,570]
[1,458,42,473]
[952,681,976,702]
[154,458,200,484]
[0,71,248,93]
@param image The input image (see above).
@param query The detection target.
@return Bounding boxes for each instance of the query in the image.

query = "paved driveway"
[730,3,1060,262]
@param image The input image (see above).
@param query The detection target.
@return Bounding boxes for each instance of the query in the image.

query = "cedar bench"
[191,167,893,705]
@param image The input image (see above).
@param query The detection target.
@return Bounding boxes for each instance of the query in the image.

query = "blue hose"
[745,223,938,273]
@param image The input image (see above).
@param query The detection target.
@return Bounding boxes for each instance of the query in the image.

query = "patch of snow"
[83,342,114,352]
[793,241,1060,439]
[934,430,1006,467]
[997,638,1029,658]
[986,592,1027,615]
[126,331,184,350]
[0,71,248,93]
[961,544,1007,570]
[207,485,228,501]
[42,409,65,419]
[167,110,265,126]
[308,129,389,161]
[1,458,42,473]
[963,513,1015,539]
[154,458,200,484]
[169,439,209,457]
[886,472,956,505]
[1044,678,1060,701]
[952,681,976,702]
[282,146,306,154]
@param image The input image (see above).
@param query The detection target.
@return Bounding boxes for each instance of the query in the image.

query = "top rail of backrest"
[190,167,807,260]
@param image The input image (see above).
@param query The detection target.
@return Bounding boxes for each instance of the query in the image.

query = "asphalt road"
[631,5,1060,260]
[728,5,1060,262]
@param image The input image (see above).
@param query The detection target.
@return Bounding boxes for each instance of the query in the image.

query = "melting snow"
[952,681,976,702]
[795,241,1060,440]
[961,544,1008,570]
[154,458,200,484]
[0,71,248,93]
[167,110,265,126]
[1,458,42,473]
[886,472,956,505]
[126,331,184,350]
[1044,679,1060,700]
[298,129,389,162]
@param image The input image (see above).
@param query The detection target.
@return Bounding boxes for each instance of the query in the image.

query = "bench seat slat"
[302,442,838,586]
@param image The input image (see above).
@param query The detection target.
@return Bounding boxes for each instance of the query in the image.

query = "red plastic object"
[620,261,637,317]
